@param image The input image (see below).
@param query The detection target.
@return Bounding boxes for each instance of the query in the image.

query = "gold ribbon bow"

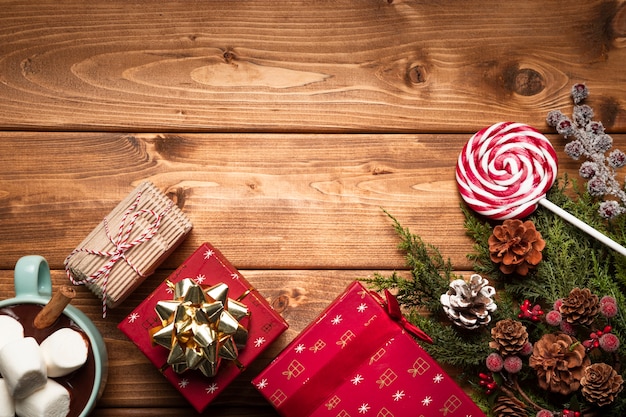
[151,278,250,377]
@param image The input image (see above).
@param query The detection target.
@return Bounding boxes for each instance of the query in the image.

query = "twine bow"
[65,189,173,317]
[384,289,433,344]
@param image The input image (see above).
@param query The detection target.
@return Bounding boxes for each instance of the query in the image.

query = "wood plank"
[0,132,604,272]
[0,1,625,132]
[0,268,420,416]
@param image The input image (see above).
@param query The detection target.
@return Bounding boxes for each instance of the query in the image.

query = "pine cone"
[492,395,527,417]
[559,287,599,326]
[440,274,497,330]
[488,219,545,276]
[581,363,624,407]
[529,332,590,395]
[489,319,528,356]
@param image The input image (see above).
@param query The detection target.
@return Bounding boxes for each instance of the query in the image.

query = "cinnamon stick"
[34,286,76,329]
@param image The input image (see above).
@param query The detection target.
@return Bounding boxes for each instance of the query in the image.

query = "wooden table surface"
[1,1,626,415]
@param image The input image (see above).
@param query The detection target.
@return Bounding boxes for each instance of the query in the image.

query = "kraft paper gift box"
[252,281,485,417]
[65,181,193,310]
[118,243,289,413]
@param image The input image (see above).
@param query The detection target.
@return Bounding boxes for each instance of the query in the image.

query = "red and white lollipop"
[456,122,626,256]
[456,122,557,220]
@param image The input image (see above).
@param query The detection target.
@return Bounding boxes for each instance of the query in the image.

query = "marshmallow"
[0,337,46,399]
[15,378,70,417]
[0,379,15,417]
[0,315,24,351]
[40,327,89,377]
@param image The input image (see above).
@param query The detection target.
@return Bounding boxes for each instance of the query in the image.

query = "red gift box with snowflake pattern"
[252,281,485,417]
[118,242,289,413]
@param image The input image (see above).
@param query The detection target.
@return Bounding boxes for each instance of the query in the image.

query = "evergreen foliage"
[365,179,626,416]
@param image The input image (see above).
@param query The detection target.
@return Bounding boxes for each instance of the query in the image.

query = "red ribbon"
[384,289,433,344]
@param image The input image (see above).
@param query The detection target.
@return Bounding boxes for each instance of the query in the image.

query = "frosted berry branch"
[547,83,626,219]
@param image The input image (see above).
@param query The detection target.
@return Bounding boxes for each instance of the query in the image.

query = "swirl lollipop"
[456,121,626,256]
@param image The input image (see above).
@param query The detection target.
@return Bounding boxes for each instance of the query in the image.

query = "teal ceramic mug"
[0,255,108,417]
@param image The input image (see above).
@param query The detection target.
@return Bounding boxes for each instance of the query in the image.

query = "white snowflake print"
[204,249,214,259]
[178,379,189,388]
[294,344,306,354]
[358,403,370,414]
[331,314,343,325]
[195,274,206,284]
[433,373,444,383]
[254,337,266,348]
[256,379,268,389]
[127,312,140,323]
[206,383,219,394]
[356,303,368,313]
[421,396,432,406]
[392,390,405,401]
[230,273,239,280]
[351,374,364,385]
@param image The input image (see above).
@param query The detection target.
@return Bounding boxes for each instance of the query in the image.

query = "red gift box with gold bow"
[118,243,289,412]
[252,281,485,417]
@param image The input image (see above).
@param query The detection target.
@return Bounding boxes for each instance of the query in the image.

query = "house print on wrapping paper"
[252,281,486,417]
[118,243,289,413]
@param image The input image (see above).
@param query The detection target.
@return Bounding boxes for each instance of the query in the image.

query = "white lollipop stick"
[456,122,626,256]
[539,199,626,257]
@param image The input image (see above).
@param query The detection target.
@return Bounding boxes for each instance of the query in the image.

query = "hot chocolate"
[0,304,96,417]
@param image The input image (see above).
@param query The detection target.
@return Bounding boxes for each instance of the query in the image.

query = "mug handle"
[14,255,53,298]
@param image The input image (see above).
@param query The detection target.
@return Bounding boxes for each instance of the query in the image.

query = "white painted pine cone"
[440,274,497,329]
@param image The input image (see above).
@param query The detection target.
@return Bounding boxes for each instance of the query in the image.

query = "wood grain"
[2,132,619,415]
[0,132,599,272]
[0,1,625,132]
[3,1,626,416]
[0,268,415,417]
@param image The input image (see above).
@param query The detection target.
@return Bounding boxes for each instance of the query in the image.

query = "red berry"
[601,302,618,318]
[520,341,533,356]
[503,356,523,374]
[553,298,564,311]
[545,310,562,326]
[486,352,504,372]
[560,320,575,335]
[601,295,617,305]
[599,333,620,352]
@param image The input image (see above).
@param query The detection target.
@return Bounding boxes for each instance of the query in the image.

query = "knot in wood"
[407,65,426,84]
[223,50,236,64]
[506,67,545,96]
[271,294,290,313]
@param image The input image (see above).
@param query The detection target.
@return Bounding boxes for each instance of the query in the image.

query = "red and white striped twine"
[64,190,174,317]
